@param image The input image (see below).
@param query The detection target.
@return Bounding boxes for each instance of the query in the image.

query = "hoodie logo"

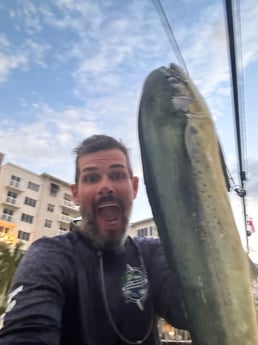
[122,264,149,311]
[0,285,23,330]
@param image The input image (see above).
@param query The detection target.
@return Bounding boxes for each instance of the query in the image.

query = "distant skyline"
[0,0,257,258]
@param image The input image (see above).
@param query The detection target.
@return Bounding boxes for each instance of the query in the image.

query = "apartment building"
[0,159,80,250]
[129,217,158,238]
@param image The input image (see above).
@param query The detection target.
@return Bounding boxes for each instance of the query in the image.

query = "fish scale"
[138,63,258,345]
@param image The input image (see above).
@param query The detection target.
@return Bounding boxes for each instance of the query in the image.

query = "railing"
[1,214,16,223]
[5,196,22,207]
[59,214,73,223]
[58,229,68,235]
[8,179,24,191]
[61,199,79,211]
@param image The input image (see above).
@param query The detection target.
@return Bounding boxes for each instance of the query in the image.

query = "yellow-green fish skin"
[138,63,258,345]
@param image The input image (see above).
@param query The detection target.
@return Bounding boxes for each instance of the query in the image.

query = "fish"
[249,256,258,317]
[138,63,258,345]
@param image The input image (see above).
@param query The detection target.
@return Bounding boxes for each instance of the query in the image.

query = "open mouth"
[97,204,121,222]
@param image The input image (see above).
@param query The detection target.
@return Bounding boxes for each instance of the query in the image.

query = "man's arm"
[0,236,74,345]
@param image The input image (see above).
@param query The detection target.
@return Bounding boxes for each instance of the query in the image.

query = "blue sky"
[0,0,258,257]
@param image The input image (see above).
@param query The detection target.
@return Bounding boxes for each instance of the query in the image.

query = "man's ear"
[132,176,139,199]
[70,184,79,205]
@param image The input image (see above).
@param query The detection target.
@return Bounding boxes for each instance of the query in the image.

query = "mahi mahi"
[138,63,258,345]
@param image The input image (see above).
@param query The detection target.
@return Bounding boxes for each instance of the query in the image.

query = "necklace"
[98,238,154,344]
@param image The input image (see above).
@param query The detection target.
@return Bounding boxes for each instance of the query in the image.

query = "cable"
[224,0,246,185]
[224,0,249,251]
[235,0,247,171]
[234,0,250,249]
[151,0,189,76]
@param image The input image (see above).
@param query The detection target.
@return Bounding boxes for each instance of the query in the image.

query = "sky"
[0,0,257,258]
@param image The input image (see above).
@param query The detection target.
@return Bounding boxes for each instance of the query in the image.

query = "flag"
[246,217,255,236]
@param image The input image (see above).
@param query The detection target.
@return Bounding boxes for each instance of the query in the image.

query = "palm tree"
[0,242,24,303]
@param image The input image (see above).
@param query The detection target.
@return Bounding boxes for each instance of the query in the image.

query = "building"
[128,217,158,238]
[0,159,80,250]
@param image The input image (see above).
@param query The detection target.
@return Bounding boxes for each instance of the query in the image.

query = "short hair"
[73,134,133,183]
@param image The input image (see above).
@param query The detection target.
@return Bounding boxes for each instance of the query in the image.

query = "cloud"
[9,0,42,34]
[0,84,140,172]
[0,34,10,47]
[241,0,258,66]
[0,103,99,170]
[0,30,50,82]
[0,34,26,82]
[24,39,51,68]
[0,52,27,83]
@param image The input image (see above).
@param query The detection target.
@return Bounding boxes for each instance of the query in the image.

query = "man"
[0,134,189,345]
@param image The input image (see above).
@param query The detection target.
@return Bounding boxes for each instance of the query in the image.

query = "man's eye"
[111,172,125,180]
[83,175,99,183]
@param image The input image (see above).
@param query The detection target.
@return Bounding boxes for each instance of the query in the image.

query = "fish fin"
[248,255,258,317]
[248,255,258,281]
[218,142,231,192]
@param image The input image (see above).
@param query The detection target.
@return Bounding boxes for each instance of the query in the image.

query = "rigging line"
[235,0,248,176]
[151,0,189,76]
[224,0,249,252]
[234,0,249,251]
[224,0,246,188]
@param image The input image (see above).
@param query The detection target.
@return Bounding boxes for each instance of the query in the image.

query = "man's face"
[71,149,138,249]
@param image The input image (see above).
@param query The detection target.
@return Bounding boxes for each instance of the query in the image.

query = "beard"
[80,196,132,251]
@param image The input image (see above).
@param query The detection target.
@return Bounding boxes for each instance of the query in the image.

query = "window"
[7,191,17,198]
[3,208,13,216]
[11,175,21,182]
[6,191,18,205]
[17,230,30,241]
[24,197,37,207]
[64,194,71,201]
[10,175,21,188]
[21,213,33,224]
[27,181,40,192]
[47,204,55,212]
[2,208,14,222]
[44,219,52,228]
[50,183,59,197]
[137,227,148,237]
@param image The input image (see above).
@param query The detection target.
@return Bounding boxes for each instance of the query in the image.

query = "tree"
[0,242,24,300]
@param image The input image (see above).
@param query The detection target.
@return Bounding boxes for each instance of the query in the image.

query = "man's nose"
[98,177,114,195]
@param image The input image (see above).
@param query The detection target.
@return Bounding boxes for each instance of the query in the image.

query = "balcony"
[2,196,22,208]
[1,214,16,224]
[61,199,79,211]
[59,214,74,224]
[57,229,68,236]
[7,179,25,192]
